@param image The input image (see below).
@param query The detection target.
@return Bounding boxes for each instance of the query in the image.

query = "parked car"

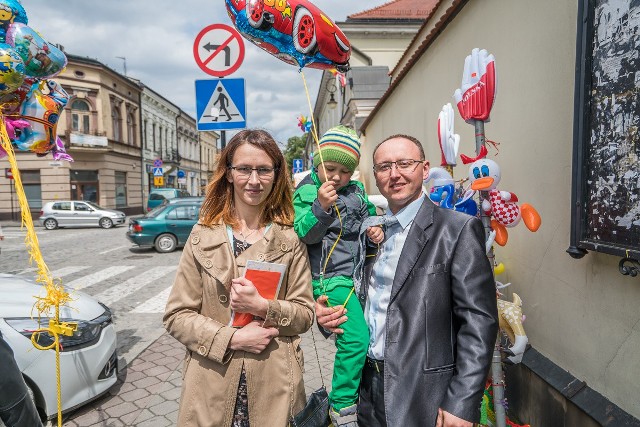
[0,274,117,421]
[128,198,203,253]
[39,201,126,230]
[146,188,191,211]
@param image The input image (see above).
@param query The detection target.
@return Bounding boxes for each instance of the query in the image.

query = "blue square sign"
[195,78,246,131]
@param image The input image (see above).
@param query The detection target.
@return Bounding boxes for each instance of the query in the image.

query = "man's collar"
[386,192,425,229]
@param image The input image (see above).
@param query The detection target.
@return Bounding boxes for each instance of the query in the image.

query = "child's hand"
[367,226,384,244]
[318,181,338,212]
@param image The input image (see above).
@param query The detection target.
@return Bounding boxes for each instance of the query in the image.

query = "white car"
[0,274,117,421]
[39,201,126,230]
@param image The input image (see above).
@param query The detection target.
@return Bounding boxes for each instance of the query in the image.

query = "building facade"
[0,54,144,218]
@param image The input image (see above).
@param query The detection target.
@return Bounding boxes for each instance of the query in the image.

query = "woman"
[164,129,314,427]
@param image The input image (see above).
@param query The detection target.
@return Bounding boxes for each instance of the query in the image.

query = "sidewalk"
[62,326,336,426]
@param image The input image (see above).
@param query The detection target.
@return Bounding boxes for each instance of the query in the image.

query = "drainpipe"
[138,88,145,213]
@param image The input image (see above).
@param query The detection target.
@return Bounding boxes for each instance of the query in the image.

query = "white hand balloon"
[437,103,460,166]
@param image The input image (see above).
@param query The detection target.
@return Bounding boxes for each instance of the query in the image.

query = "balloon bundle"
[297,114,311,133]
[0,0,72,162]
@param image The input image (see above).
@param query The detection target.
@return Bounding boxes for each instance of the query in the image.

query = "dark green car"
[126,198,203,253]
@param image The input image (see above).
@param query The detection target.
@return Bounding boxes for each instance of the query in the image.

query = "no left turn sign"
[193,23,245,77]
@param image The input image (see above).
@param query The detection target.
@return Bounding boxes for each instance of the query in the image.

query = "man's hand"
[230,277,269,318]
[315,295,347,334]
[228,321,279,354]
[436,409,473,427]
[366,226,384,244]
[317,181,338,212]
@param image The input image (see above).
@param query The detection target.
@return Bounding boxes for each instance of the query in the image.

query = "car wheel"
[293,6,316,54]
[43,218,58,230]
[155,233,177,253]
[246,0,264,28]
[99,218,114,229]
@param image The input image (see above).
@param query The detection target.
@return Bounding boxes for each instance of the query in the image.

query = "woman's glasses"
[228,165,277,179]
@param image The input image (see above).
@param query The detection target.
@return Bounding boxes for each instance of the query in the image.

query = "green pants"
[313,276,369,411]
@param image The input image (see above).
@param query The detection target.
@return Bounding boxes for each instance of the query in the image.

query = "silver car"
[39,201,126,230]
[0,274,117,421]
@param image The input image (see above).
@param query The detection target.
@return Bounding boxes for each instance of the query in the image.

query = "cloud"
[20,0,385,143]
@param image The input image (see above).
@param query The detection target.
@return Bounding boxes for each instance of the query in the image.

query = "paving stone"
[137,416,172,427]
[131,408,155,423]
[145,379,175,395]
[104,401,138,418]
[143,364,170,377]
[132,376,161,389]
[129,361,156,372]
[159,386,182,401]
[149,400,179,416]
[119,388,150,402]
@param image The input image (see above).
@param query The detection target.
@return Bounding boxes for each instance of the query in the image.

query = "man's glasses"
[372,159,424,174]
[228,165,277,179]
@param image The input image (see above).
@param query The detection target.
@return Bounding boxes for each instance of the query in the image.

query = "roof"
[348,0,438,20]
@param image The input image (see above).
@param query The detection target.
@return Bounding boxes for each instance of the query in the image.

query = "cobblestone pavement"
[62,326,337,426]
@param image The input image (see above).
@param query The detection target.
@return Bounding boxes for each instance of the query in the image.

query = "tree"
[283,133,308,173]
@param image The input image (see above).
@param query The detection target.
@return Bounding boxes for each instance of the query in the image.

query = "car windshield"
[85,201,104,210]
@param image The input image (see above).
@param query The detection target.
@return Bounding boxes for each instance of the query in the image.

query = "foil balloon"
[6,23,67,79]
[297,114,311,132]
[15,79,69,154]
[0,42,24,95]
[0,0,27,43]
[0,75,34,114]
[50,136,73,162]
[225,0,351,71]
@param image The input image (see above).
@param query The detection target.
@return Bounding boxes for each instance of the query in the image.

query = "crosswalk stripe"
[65,266,136,291]
[49,266,91,278]
[131,285,173,314]
[95,266,178,307]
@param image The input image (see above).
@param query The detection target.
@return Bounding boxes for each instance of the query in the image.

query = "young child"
[293,125,383,427]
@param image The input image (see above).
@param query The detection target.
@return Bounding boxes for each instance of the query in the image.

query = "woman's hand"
[317,181,337,212]
[315,295,347,334]
[229,321,279,354]
[230,277,269,318]
[366,226,384,244]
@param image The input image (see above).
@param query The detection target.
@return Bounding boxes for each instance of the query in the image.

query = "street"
[0,223,335,426]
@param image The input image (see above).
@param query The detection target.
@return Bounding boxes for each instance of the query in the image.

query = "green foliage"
[283,133,308,173]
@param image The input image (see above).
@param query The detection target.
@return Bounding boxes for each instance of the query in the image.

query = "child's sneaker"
[329,404,358,427]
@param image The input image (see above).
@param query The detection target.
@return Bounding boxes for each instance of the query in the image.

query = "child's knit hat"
[313,125,361,172]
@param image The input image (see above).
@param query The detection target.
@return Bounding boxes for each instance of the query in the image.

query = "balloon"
[6,23,67,79]
[14,79,69,154]
[463,150,541,246]
[497,292,528,364]
[0,0,27,43]
[225,0,351,72]
[0,75,34,114]
[297,114,311,132]
[453,48,497,123]
[50,136,73,162]
[0,42,24,95]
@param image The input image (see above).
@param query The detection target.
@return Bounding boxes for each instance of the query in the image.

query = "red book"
[230,260,286,328]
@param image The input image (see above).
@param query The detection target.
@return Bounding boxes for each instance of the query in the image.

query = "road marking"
[49,266,91,278]
[99,245,129,255]
[131,285,173,314]
[65,266,136,291]
[95,266,178,306]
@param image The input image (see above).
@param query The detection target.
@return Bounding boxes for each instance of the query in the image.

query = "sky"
[20,0,391,146]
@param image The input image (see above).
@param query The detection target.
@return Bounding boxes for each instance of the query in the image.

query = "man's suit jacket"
[360,199,498,427]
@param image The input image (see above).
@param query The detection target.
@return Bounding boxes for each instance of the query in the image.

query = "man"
[317,135,498,427]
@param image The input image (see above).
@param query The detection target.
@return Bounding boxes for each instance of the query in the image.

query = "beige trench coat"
[164,223,314,427]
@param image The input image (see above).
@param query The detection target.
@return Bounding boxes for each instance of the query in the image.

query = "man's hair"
[373,134,426,161]
[199,129,294,227]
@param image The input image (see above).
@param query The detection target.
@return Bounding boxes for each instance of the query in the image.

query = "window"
[112,106,121,141]
[115,171,127,208]
[52,202,71,211]
[21,170,41,209]
[152,123,156,152]
[127,112,136,146]
[166,205,198,220]
[143,120,148,149]
[71,99,90,134]
[74,202,91,211]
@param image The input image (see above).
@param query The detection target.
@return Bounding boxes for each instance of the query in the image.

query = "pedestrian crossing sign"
[195,78,246,131]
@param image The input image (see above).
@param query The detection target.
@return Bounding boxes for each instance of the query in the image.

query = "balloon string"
[299,70,327,179]
[0,118,73,427]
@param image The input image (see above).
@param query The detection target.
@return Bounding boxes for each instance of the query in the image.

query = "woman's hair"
[200,129,294,227]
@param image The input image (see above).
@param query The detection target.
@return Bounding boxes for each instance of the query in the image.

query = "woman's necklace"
[237,227,261,250]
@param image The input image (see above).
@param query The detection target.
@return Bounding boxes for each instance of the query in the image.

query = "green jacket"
[293,169,377,280]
